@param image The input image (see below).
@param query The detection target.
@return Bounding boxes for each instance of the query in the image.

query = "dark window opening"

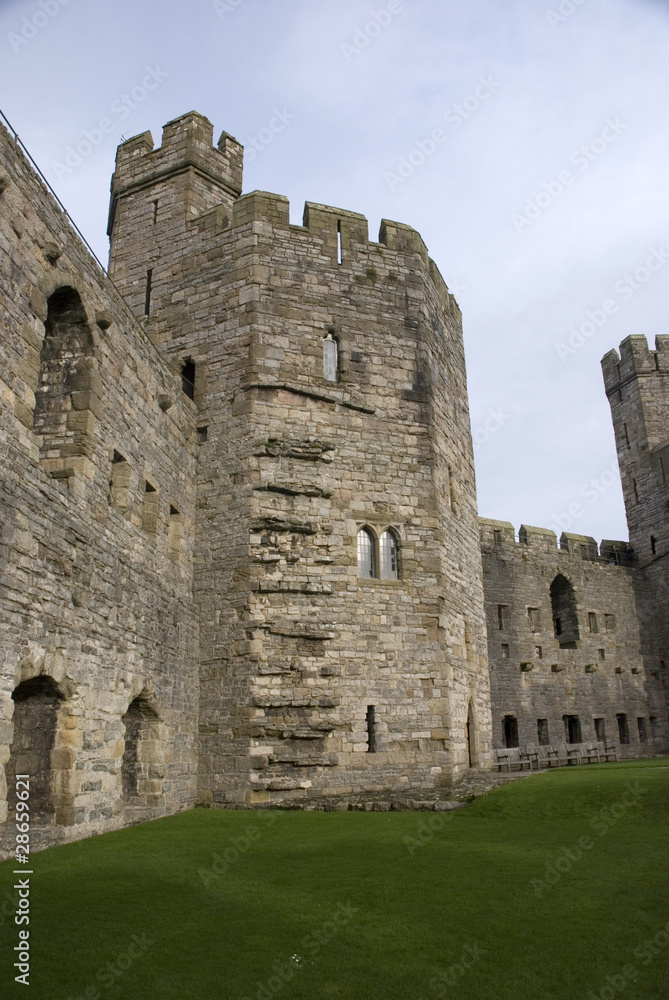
[563,715,582,744]
[598,648,606,661]
[588,612,598,634]
[145,482,156,493]
[633,479,639,503]
[637,717,647,743]
[502,715,519,748]
[337,220,342,264]
[197,426,208,444]
[366,705,376,753]
[144,268,153,316]
[181,358,195,400]
[623,423,630,448]
[112,450,126,464]
[152,200,158,224]
[651,535,657,555]
[466,702,475,766]
[497,605,508,631]
[550,574,580,647]
[8,676,63,824]
[494,529,502,548]
[594,718,606,742]
[616,713,630,744]
[537,719,549,746]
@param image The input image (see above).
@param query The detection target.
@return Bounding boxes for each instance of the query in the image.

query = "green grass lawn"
[1,760,668,1000]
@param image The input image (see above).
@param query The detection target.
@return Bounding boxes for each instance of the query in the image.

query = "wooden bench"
[494,748,532,772]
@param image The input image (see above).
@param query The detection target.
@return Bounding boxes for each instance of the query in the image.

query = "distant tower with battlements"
[602,334,669,722]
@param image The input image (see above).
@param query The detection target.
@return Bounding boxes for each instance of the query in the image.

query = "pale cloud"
[1,0,667,539]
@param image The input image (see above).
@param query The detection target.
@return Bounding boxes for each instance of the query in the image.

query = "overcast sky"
[2,0,668,542]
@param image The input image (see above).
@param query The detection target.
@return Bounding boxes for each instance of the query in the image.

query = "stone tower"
[107,111,493,806]
[602,335,669,725]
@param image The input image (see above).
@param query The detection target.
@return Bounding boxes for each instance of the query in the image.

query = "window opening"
[144,269,153,316]
[537,719,549,745]
[181,358,195,400]
[366,705,376,753]
[380,530,398,579]
[357,528,375,578]
[502,715,519,748]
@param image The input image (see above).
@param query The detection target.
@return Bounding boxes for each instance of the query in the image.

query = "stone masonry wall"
[107,114,493,807]
[0,122,199,857]
[480,518,666,753]
[602,336,669,731]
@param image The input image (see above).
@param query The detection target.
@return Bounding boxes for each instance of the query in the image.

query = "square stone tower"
[108,111,493,806]
[602,335,669,724]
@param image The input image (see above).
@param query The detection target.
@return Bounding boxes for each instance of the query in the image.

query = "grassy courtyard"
[1,760,668,1000]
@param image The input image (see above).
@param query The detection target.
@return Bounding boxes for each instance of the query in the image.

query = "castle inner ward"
[0,111,666,852]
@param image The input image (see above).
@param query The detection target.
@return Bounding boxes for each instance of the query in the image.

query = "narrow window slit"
[144,268,153,315]
[337,220,342,264]
[366,706,376,753]
[181,358,195,400]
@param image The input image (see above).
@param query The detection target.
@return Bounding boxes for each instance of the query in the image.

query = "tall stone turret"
[107,113,493,806]
[602,334,669,732]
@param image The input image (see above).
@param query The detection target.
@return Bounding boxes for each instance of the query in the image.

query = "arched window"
[34,287,96,471]
[323,334,338,382]
[550,574,580,648]
[121,696,162,808]
[380,529,398,579]
[7,677,63,824]
[357,528,376,578]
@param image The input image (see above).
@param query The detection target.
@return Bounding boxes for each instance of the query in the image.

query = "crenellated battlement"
[108,112,244,237]
[108,114,459,320]
[602,334,669,394]
[479,518,629,564]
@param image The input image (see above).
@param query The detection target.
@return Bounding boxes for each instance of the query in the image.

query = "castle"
[0,111,666,852]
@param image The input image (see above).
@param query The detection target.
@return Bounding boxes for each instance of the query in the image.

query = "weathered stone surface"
[0,110,666,858]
